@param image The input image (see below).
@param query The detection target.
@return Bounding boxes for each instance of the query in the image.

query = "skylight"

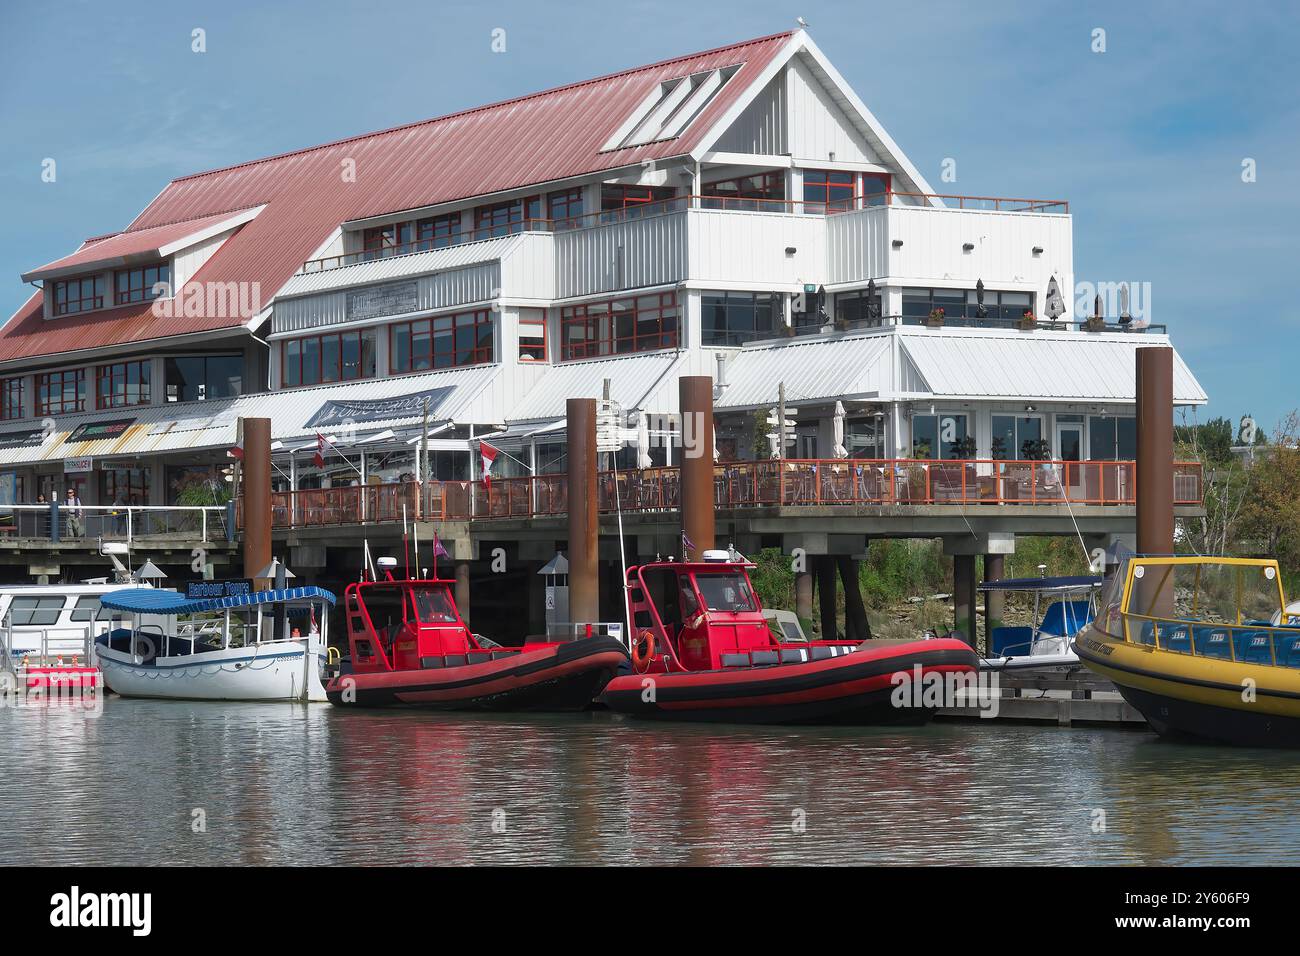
[603,65,741,150]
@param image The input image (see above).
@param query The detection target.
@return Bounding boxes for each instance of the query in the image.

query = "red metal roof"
[21,208,261,281]
[0,32,793,366]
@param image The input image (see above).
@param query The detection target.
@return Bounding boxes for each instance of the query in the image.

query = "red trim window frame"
[547,188,585,230]
[518,310,548,363]
[0,377,23,421]
[95,359,151,409]
[52,276,105,316]
[362,222,413,260]
[473,197,540,239]
[802,169,857,213]
[559,291,678,361]
[282,329,377,387]
[389,309,495,373]
[114,264,170,305]
[859,171,892,207]
[600,184,675,211]
[702,171,786,209]
[36,368,86,415]
[416,213,462,250]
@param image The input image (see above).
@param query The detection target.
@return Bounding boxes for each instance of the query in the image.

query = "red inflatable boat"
[325,569,626,711]
[600,555,978,724]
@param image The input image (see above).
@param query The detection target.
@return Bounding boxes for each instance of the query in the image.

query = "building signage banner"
[185,579,253,600]
[0,426,47,449]
[346,280,419,322]
[305,386,456,429]
[64,457,94,474]
[66,418,135,443]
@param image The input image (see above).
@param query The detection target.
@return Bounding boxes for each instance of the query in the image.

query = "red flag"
[227,440,244,461]
[479,441,499,489]
[313,433,326,468]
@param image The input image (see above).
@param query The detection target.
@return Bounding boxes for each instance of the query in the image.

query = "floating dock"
[937,671,1146,727]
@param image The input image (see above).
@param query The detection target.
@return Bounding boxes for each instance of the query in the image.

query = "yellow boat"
[1074,554,1300,747]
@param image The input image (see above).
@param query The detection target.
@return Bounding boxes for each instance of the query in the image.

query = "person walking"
[65,488,84,538]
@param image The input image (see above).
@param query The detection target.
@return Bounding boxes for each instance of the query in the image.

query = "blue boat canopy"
[978,575,1102,592]
[100,586,337,615]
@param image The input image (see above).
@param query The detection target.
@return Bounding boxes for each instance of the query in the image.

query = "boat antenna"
[413,518,421,580]
[402,502,410,579]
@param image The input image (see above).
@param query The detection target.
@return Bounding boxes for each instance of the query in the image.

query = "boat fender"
[633,629,656,673]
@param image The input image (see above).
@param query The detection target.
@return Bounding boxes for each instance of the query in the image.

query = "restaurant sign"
[66,418,135,444]
[346,280,419,322]
[305,386,455,429]
[63,457,94,474]
[0,426,47,449]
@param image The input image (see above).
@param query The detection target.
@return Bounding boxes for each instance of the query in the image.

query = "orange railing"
[241,459,1202,529]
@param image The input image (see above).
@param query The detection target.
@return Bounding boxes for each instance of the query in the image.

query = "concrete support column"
[679,375,715,556]
[567,398,599,627]
[241,417,272,586]
[794,566,814,625]
[838,555,872,641]
[983,554,1005,654]
[953,554,977,646]
[816,555,837,640]
[455,561,471,628]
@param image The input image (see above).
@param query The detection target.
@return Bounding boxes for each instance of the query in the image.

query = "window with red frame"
[560,292,678,360]
[702,172,785,210]
[362,222,413,259]
[36,369,86,415]
[282,328,377,387]
[802,170,857,212]
[0,377,23,420]
[547,188,585,229]
[114,264,170,305]
[518,310,547,362]
[600,184,675,211]
[416,213,462,250]
[473,198,540,239]
[860,172,892,206]
[52,276,105,316]
[389,310,494,372]
[96,360,151,409]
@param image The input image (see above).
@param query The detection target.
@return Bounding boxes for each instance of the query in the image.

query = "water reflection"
[1,699,1298,865]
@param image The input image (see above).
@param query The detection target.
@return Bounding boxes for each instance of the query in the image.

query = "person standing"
[65,488,84,538]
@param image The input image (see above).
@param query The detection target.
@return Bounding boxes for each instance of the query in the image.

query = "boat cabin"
[981,575,1100,657]
[627,552,859,673]
[345,576,503,673]
[1103,556,1300,667]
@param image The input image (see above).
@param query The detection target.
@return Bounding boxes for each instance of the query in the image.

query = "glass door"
[1055,422,1084,497]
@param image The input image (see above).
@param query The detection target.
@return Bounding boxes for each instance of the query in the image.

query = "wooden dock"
[937,671,1148,727]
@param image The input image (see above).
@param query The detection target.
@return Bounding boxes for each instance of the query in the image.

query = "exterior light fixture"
[1032,246,1044,255]
[785,246,797,255]
[962,242,975,252]
[892,239,904,249]
[1025,404,1037,413]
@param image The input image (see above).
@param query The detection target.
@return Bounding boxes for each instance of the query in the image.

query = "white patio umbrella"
[635,413,652,469]
[832,401,848,458]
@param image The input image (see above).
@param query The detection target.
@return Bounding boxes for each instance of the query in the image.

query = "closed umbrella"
[975,278,988,319]
[1044,276,1066,324]
[1119,283,1132,326]
[636,413,652,469]
[832,401,848,458]
[1094,293,1104,324]
[866,278,879,320]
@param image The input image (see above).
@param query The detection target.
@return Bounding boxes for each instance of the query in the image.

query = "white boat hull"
[980,650,1081,673]
[96,639,329,702]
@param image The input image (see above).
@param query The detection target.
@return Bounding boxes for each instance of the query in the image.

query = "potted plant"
[1085,313,1106,332]
[952,435,977,459]
[1018,309,1038,331]
[926,307,945,328]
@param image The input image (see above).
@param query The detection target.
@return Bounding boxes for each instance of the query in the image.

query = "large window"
[0,377,23,420]
[96,360,151,409]
[52,276,105,315]
[114,264,170,305]
[165,355,242,402]
[702,172,785,210]
[518,309,547,362]
[861,172,891,206]
[474,198,541,239]
[283,329,376,387]
[560,292,678,360]
[599,185,676,220]
[1089,416,1137,460]
[845,417,887,459]
[390,309,494,372]
[36,369,86,415]
[415,213,462,250]
[362,222,413,260]
[701,291,780,346]
[835,287,884,326]
[547,189,585,230]
[911,413,970,459]
[9,596,65,626]
[902,287,1033,326]
[803,170,856,213]
[100,466,150,506]
[991,415,1045,460]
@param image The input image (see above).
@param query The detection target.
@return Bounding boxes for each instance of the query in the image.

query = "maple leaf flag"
[227,439,244,461]
[479,441,500,489]
[313,433,327,469]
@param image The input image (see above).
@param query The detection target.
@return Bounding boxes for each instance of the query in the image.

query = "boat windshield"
[694,573,757,613]
[1125,559,1284,625]
[411,587,459,624]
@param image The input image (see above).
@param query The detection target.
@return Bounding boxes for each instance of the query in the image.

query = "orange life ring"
[632,629,656,672]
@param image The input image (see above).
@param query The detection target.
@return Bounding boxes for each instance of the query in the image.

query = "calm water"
[2,697,1298,866]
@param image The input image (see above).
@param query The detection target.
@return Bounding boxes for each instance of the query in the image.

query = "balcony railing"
[786,314,1168,337]
[299,189,1070,274]
[240,459,1203,530]
[0,504,231,543]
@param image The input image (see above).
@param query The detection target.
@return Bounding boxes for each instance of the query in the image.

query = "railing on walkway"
[241,460,1204,529]
[0,504,230,544]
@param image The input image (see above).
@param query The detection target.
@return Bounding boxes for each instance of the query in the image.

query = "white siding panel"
[824,206,889,285]
[689,209,825,287]
[500,233,556,300]
[713,73,787,154]
[787,55,877,164]
[553,212,688,299]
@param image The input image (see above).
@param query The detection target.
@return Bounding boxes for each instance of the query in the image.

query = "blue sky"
[1,0,1296,432]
